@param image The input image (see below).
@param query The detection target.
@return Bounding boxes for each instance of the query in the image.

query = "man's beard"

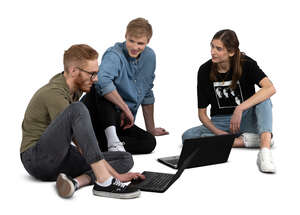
[75,73,90,92]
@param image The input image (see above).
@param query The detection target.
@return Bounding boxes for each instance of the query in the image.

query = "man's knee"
[119,152,134,173]
[109,152,134,173]
[143,133,156,153]
[69,102,89,117]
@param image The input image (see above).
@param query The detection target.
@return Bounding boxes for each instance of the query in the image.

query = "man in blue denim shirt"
[82,18,168,154]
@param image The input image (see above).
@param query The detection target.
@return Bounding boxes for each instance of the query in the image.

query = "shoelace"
[109,141,125,147]
[113,179,126,189]
[114,141,125,146]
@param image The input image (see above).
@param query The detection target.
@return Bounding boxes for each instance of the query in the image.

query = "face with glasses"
[73,59,99,92]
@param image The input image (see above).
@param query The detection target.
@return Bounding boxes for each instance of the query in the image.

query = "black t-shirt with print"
[197,55,267,117]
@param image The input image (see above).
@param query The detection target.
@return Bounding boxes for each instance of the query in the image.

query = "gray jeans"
[21,102,134,182]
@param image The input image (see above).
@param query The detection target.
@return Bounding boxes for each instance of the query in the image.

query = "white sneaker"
[257,148,276,173]
[108,141,126,152]
[241,133,274,148]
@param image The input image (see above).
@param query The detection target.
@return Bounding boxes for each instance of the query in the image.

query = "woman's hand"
[216,130,230,135]
[230,106,243,133]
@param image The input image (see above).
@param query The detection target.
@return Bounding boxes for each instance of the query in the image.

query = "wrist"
[121,104,130,113]
[147,127,155,134]
[215,129,227,135]
[235,105,244,112]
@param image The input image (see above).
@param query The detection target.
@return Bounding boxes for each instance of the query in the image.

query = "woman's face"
[210,39,234,64]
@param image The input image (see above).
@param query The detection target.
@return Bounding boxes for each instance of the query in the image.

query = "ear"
[229,51,235,57]
[69,66,78,78]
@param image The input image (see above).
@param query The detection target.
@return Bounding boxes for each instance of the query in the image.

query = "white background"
[1,0,299,214]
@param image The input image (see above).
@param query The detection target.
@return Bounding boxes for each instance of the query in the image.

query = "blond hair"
[126,17,153,41]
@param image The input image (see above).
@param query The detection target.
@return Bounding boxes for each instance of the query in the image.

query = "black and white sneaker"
[56,173,78,198]
[93,178,140,199]
[108,141,126,152]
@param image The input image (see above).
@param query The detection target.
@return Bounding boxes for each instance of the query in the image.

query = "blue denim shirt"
[95,42,156,118]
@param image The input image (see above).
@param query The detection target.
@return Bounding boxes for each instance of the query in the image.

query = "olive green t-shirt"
[20,72,82,153]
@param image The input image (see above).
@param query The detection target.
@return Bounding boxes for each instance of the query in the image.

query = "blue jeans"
[182,99,273,142]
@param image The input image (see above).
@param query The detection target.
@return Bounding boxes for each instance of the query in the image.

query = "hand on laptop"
[118,172,146,183]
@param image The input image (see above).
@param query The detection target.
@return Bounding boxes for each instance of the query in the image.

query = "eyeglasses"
[76,67,98,81]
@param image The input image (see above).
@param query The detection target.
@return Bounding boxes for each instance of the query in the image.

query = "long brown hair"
[210,29,243,89]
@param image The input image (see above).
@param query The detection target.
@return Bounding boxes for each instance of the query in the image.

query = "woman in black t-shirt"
[182,29,276,173]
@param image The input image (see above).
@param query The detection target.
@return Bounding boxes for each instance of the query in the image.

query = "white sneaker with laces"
[241,133,274,148]
[108,141,126,152]
[257,148,276,173]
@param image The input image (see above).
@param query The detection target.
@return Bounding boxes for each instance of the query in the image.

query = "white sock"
[96,176,113,187]
[73,179,80,189]
[105,126,121,147]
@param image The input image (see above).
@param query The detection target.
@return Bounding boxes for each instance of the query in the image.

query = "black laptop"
[128,134,235,193]
[128,149,200,193]
[158,134,235,169]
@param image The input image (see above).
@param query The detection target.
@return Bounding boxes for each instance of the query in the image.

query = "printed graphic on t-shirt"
[213,80,244,108]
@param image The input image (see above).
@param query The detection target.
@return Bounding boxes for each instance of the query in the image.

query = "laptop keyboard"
[132,171,174,192]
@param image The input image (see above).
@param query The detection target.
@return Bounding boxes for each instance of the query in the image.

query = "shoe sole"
[256,159,276,173]
[56,173,75,198]
[93,189,141,199]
